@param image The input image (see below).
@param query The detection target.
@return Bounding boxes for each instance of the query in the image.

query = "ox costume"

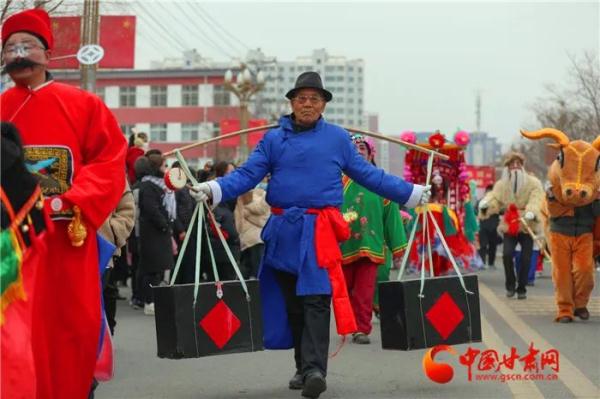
[205,114,424,382]
[1,9,127,398]
[522,128,600,322]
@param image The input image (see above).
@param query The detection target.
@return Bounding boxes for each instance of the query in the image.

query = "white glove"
[479,199,488,209]
[524,211,535,221]
[420,185,431,204]
[190,183,212,202]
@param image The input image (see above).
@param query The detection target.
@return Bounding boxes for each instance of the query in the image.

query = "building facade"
[52,68,242,166]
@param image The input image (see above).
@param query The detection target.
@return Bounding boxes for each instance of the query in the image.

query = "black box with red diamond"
[378,274,482,350]
[153,279,263,359]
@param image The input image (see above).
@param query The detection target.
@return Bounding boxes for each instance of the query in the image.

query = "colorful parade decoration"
[402,130,482,275]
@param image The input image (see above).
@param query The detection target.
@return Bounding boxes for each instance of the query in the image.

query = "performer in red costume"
[1,9,127,399]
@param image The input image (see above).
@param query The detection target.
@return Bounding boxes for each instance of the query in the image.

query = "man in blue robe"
[192,71,429,399]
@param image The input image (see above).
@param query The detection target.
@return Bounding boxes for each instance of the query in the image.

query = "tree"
[1,0,68,23]
[520,51,600,178]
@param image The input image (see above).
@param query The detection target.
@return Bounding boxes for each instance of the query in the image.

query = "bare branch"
[1,0,14,23]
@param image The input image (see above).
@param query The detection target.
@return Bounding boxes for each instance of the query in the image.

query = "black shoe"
[302,372,326,399]
[506,290,516,298]
[574,307,590,320]
[289,372,303,390]
[557,316,572,323]
[352,332,371,344]
[517,292,527,300]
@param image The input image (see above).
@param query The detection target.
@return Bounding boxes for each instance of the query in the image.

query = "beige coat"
[235,188,270,251]
[98,181,136,265]
[481,173,544,235]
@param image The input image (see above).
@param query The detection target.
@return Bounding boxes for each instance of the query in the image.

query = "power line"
[130,2,187,53]
[185,4,245,56]
[169,2,235,59]
[196,4,250,51]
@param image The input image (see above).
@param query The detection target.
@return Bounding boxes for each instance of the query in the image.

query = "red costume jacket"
[1,80,126,399]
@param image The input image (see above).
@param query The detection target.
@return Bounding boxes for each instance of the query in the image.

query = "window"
[336,65,344,71]
[95,86,105,102]
[336,76,344,81]
[181,123,199,141]
[348,87,354,93]
[120,124,135,136]
[181,85,199,106]
[150,86,167,107]
[348,66,354,72]
[348,76,355,82]
[150,123,167,142]
[119,86,136,107]
[213,85,230,106]
[325,66,334,72]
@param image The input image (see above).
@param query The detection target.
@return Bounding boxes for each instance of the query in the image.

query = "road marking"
[480,282,600,399]
[481,314,544,398]
[504,295,600,316]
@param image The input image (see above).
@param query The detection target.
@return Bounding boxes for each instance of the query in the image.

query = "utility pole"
[80,0,100,92]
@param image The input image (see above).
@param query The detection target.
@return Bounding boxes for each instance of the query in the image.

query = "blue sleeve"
[216,136,271,202]
[341,134,418,206]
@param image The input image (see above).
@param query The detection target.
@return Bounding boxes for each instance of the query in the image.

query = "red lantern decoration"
[429,131,446,149]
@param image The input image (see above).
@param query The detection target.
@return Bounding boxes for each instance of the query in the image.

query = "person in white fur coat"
[235,183,271,278]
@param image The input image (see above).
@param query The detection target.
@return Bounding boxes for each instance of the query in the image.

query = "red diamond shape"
[198,300,241,349]
[425,292,464,340]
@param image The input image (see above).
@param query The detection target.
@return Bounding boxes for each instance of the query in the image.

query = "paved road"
[96,264,600,399]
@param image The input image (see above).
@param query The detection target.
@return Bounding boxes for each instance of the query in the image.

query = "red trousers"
[343,258,379,335]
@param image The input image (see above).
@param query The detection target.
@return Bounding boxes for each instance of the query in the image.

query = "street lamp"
[223,64,265,161]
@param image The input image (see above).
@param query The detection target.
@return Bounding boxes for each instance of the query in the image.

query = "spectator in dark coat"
[203,162,240,281]
[170,161,198,284]
[478,184,501,268]
[203,200,241,281]
[136,153,176,315]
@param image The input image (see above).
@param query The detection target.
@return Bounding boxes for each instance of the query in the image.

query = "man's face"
[290,88,326,126]
[355,142,371,161]
[508,159,523,171]
[2,32,50,85]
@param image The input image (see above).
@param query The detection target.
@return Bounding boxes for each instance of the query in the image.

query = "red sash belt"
[271,207,357,335]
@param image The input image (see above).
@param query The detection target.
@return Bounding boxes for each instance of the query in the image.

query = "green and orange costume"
[341,176,407,334]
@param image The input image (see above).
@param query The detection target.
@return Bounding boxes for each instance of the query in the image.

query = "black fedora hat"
[285,71,333,102]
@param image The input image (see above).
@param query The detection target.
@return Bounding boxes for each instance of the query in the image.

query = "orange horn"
[592,135,600,151]
[520,128,569,146]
